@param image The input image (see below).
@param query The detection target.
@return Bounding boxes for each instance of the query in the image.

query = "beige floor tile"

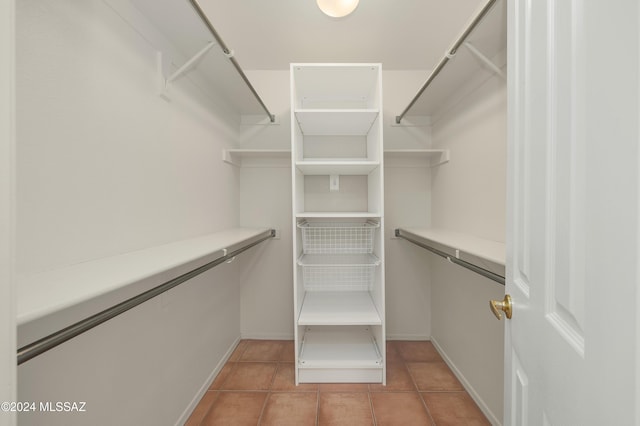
[200,392,267,426]
[219,362,277,391]
[318,392,373,426]
[272,363,318,392]
[184,391,218,426]
[240,340,286,362]
[260,392,318,426]
[369,362,416,392]
[370,392,434,425]
[422,392,490,425]
[396,341,443,362]
[407,361,464,391]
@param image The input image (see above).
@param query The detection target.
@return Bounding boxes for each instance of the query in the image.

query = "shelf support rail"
[395,0,498,124]
[187,0,275,123]
[394,228,505,285]
[17,229,276,365]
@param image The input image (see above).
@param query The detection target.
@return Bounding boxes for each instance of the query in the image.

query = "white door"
[505,0,639,425]
[0,0,16,425]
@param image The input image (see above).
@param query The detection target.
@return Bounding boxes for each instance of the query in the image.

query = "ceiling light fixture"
[317,0,360,18]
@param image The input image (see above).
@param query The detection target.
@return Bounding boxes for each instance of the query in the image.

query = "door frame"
[1,0,17,424]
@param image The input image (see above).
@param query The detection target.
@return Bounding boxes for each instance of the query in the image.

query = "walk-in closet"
[4,0,640,425]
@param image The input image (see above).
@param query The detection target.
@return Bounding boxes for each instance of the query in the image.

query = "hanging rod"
[187,0,275,123]
[17,229,276,365]
[395,0,498,124]
[395,229,505,285]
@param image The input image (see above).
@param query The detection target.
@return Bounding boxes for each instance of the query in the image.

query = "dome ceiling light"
[316,0,360,18]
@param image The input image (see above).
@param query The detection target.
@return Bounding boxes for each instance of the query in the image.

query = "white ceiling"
[196,0,489,70]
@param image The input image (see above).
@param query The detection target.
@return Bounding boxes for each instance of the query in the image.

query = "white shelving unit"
[291,64,385,384]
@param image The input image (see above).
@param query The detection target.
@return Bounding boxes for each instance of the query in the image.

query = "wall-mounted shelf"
[396,227,505,284]
[222,149,291,167]
[384,149,450,167]
[296,160,379,175]
[108,0,274,119]
[17,228,273,347]
[294,109,379,135]
[396,0,506,120]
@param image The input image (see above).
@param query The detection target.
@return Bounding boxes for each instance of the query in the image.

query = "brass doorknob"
[490,294,512,320]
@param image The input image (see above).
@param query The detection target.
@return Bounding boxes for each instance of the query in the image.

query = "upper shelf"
[107,0,273,119]
[294,109,379,136]
[397,0,506,118]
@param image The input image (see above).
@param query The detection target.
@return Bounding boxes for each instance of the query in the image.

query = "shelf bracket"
[463,42,506,79]
[222,149,240,167]
[157,41,218,101]
[430,150,450,167]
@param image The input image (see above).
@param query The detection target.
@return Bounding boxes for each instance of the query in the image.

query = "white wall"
[429,73,507,424]
[16,0,240,276]
[1,0,16,425]
[16,1,243,424]
[383,71,434,340]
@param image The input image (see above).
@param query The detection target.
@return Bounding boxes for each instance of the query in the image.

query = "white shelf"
[222,149,291,167]
[402,0,507,116]
[384,149,450,167]
[17,228,272,346]
[298,254,380,266]
[295,109,379,135]
[111,0,271,116]
[296,160,380,175]
[397,227,505,277]
[298,291,382,325]
[299,326,383,367]
[296,212,381,219]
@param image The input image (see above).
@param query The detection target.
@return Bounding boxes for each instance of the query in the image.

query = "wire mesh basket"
[298,254,380,291]
[298,221,379,254]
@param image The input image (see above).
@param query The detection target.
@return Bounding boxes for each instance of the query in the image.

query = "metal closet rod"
[395,0,498,124]
[394,229,505,285]
[187,0,276,123]
[17,229,276,365]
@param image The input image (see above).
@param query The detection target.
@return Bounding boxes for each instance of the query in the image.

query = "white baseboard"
[240,332,294,340]
[386,333,431,341]
[175,336,241,426]
[430,336,502,426]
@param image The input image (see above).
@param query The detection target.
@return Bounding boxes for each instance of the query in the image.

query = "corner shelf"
[294,109,379,135]
[222,149,291,167]
[384,149,450,167]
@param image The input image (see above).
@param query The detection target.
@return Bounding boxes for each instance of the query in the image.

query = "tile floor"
[185,340,490,426]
